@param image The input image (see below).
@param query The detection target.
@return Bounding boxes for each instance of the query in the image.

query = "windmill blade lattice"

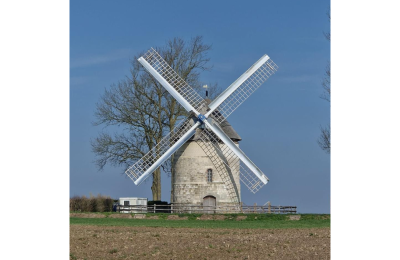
[196,129,240,203]
[208,57,278,124]
[125,117,196,184]
[141,48,206,113]
[199,123,267,194]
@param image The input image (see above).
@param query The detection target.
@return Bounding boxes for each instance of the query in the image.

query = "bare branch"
[318,124,330,154]
[318,9,331,155]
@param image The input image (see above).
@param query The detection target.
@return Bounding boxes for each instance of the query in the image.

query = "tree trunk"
[151,168,161,201]
[170,156,175,203]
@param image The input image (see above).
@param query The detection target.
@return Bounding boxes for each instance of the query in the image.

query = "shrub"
[70,194,115,212]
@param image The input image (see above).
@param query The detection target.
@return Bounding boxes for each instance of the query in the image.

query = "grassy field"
[70,213,330,229]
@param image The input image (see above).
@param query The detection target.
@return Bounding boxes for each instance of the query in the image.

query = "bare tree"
[323,10,331,41]
[318,9,331,154]
[92,36,216,201]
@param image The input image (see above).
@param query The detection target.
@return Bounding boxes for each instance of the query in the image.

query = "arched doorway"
[203,195,216,214]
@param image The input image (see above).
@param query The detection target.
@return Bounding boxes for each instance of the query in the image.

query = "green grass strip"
[70,214,329,229]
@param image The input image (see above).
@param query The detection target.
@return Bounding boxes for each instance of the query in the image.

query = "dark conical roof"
[218,119,241,141]
[188,98,241,142]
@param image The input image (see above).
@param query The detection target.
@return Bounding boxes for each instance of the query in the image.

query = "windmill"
[125,48,278,206]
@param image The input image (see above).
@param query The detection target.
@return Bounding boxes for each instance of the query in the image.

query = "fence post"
[254,203,257,213]
[154,204,156,213]
[240,202,243,213]
[268,202,271,214]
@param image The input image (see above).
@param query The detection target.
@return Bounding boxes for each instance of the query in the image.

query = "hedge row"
[70,194,114,212]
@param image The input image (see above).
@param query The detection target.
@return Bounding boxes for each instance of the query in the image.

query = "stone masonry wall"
[172,140,241,206]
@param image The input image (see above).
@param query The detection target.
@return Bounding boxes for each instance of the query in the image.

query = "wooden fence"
[116,203,296,214]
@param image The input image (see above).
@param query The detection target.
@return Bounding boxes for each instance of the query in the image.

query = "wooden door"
[203,196,216,214]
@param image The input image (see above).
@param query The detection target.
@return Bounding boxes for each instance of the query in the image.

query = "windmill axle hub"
[197,113,206,122]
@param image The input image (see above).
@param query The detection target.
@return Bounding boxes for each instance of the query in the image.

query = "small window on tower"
[207,169,213,183]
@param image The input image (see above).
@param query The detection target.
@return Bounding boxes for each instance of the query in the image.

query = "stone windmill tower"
[171,97,242,209]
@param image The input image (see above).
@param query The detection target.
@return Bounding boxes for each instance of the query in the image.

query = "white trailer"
[118,197,147,213]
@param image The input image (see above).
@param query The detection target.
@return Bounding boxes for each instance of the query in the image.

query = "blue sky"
[70,0,330,213]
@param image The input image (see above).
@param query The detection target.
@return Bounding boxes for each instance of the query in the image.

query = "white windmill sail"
[125,47,278,197]
[125,117,200,185]
[138,48,206,113]
[204,119,268,184]
[197,126,267,196]
[206,55,278,123]
[200,120,268,193]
